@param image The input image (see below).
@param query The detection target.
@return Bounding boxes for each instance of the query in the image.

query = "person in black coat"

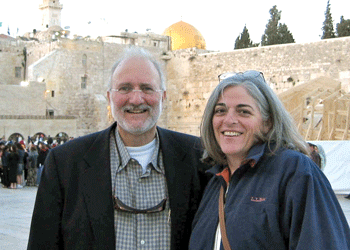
[36,142,49,186]
[1,145,10,188]
[7,144,19,189]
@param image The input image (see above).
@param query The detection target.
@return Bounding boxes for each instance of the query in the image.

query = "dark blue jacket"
[189,144,350,250]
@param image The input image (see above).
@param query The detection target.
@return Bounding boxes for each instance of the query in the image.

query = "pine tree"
[278,23,295,43]
[234,25,258,50]
[336,16,350,37]
[261,5,295,46]
[321,0,335,39]
[261,6,280,46]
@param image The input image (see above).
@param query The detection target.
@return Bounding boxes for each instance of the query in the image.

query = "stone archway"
[8,133,25,143]
[55,132,69,144]
[31,132,47,144]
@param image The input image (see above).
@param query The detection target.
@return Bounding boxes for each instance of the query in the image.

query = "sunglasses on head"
[218,70,265,82]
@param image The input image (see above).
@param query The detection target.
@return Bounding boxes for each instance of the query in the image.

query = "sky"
[0,0,349,52]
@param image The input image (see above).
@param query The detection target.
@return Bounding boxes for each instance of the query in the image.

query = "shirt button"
[140,240,145,245]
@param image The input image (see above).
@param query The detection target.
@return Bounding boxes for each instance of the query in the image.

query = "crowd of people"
[0,140,51,189]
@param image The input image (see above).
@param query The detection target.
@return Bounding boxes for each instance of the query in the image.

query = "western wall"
[165,37,350,136]
[1,36,350,141]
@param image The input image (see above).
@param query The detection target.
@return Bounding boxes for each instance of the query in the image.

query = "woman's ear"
[262,119,272,134]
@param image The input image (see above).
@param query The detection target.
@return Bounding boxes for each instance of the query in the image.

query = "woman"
[8,144,19,189]
[189,71,350,249]
[15,142,25,188]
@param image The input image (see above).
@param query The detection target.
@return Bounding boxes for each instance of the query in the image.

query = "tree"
[234,25,259,50]
[336,16,350,37]
[261,5,295,46]
[278,23,295,44]
[321,0,335,39]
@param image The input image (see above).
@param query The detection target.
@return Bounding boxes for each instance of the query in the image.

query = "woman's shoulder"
[267,147,317,175]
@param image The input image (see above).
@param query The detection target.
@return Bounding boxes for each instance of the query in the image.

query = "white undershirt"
[213,224,222,250]
[126,139,156,173]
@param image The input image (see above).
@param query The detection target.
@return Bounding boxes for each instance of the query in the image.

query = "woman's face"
[212,86,269,162]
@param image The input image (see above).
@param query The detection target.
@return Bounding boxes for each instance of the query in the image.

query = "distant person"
[189,70,350,249]
[36,142,49,186]
[1,145,9,188]
[15,142,25,188]
[28,47,210,250]
[316,143,326,171]
[8,144,19,189]
[27,145,38,186]
[308,142,321,168]
[0,148,4,186]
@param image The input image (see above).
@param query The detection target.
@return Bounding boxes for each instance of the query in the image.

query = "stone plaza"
[0,186,349,249]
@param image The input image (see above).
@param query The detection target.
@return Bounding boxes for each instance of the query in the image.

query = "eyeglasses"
[218,70,265,82]
[113,196,167,214]
[110,86,163,96]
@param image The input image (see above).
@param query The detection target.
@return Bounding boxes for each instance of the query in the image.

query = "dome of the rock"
[163,21,206,50]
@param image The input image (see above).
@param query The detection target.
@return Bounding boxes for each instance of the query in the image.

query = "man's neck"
[117,126,157,147]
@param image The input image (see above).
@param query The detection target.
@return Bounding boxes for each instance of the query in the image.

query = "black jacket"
[28,123,209,250]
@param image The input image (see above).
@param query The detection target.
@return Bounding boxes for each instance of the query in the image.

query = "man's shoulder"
[157,127,202,151]
[51,125,114,155]
[157,127,200,142]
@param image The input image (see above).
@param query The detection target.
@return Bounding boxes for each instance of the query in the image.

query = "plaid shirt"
[110,129,171,250]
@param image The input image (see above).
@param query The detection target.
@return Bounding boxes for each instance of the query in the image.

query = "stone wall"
[0,40,26,85]
[0,82,46,115]
[0,118,76,143]
[27,39,168,136]
[1,36,350,141]
[165,37,350,136]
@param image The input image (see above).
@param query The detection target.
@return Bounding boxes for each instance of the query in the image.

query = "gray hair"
[201,71,309,166]
[107,46,166,91]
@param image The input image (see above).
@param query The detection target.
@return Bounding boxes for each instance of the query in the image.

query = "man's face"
[107,57,166,140]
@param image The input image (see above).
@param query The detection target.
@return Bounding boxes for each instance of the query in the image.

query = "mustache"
[122,104,151,112]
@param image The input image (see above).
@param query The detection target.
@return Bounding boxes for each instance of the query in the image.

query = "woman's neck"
[227,156,244,175]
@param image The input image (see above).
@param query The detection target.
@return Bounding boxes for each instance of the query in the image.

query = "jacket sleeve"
[282,155,350,250]
[27,150,63,249]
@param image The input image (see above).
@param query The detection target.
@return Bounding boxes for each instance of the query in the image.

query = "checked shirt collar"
[114,129,164,174]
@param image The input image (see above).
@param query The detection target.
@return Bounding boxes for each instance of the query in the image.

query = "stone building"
[1,0,350,143]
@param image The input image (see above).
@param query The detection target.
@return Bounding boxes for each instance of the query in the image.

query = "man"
[28,47,209,250]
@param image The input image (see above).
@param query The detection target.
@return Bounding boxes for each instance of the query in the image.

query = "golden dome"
[163,21,206,50]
